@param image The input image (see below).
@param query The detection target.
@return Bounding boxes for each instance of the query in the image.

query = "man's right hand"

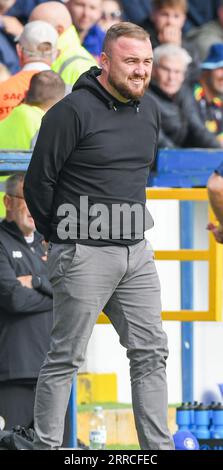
[158,26,182,46]
[17,275,33,289]
[1,15,24,36]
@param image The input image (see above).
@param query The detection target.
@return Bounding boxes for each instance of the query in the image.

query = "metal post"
[180,201,194,402]
[69,378,77,448]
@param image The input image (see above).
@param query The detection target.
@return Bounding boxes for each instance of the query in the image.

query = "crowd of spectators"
[1,0,223,150]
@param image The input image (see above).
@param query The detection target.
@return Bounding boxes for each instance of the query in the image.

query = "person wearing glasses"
[66,0,105,58]
[99,0,123,32]
[0,173,53,433]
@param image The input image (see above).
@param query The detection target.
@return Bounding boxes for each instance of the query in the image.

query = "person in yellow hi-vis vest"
[0,70,65,151]
[0,20,59,121]
[0,69,65,241]
[29,1,97,88]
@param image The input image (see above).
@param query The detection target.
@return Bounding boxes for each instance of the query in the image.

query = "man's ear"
[56,24,65,36]
[16,43,24,66]
[4,194,12,211]
[99,51,110,70]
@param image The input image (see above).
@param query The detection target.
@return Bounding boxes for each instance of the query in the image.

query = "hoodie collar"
[72,66,141,112]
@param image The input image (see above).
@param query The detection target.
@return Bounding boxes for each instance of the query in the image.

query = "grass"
[106,444,140,450]
[77,402,132,413]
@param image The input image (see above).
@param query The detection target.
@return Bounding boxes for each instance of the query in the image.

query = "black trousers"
[0,381,70,446]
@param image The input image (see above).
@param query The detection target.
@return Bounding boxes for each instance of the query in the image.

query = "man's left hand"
[207,222,223,243]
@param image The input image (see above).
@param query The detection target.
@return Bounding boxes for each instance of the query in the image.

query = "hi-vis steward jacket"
[51,25,97,86]
[0,104,45,150]
[0,70,37,121]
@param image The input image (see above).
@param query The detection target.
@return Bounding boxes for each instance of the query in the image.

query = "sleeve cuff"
[32,275,42,290]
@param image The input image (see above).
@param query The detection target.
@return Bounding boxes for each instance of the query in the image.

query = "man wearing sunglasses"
[99,0,123,32]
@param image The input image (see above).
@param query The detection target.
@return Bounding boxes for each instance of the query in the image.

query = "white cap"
[19,20,58,58]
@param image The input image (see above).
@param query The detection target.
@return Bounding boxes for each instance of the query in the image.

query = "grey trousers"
[34,240,174,450]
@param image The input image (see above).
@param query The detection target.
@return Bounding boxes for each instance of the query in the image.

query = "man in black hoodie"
[24,22,174,450]
[0,173,53,431]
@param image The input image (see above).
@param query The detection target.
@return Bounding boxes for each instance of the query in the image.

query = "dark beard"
[108,75,147,100]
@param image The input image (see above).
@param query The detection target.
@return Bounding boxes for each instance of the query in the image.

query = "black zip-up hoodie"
[0,220,53,381]
[24,67,160,244]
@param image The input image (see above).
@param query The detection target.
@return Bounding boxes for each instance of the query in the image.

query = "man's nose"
[134,64,146,76]
[166,15,175,25]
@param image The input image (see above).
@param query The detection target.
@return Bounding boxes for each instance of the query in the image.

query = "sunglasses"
[101,10,122,20]
[7,194,25,200]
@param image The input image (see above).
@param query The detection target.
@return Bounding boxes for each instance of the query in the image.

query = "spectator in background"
[186,0,223,62]
[140,0,199,83]
[99,0,123,32]
[0,71,65,150]
[0,63,11,81]
[0,173,53,431]
[124,0,219,33]
[0,20,58,121]
[29,1,96,90]
[141,0,187,49]
[66,0,105,59]
[149,44,221,149]
[0,0,20,74]
[193,44,223,147]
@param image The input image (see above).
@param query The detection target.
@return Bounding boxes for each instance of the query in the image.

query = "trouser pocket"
[47,243,78,282]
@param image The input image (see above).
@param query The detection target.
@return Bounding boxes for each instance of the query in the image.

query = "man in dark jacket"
[150,43,222,149]
[0,173,53,431]
[24,22,174,450]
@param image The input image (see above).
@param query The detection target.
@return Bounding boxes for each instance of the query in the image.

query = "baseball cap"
[201,43,223,70]
[18,20,58,57]
[173,430,200,450]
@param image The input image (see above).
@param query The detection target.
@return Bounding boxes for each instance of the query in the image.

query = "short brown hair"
[5,173,25,197]
[103,22,150,55]
[25,70,65,106]
[151,0,187,13]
